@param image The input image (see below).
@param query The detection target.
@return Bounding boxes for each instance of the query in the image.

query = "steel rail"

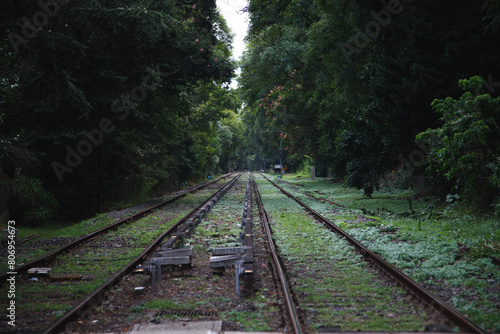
[262,174,485,334]
[44,172,242,334]
[16,231,51,245]
[252,175,304,334]
[276,178,344,207]
[0,173,231,284]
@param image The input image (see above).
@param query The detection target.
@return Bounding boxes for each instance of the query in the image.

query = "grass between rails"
[0,211,185,331]
[187,188,244,253]
[254,174,430,332]
[0,178,231,273]
[133,173,277,331]
[273,172,500,333]
[0,178,232,332]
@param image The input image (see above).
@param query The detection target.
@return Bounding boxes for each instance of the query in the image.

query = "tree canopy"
[239,0,500,203]
[1,0,244,222]
[2,0,500,223]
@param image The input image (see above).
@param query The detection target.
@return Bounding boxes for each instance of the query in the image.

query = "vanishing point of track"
[2,172,488,333]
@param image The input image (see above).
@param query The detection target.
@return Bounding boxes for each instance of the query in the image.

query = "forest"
[239,0,500,205]
[1,0,244,223]
[1,0,500,225]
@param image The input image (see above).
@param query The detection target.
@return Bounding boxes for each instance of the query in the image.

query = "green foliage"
[129,304,145,313]
[240,0,500,197]
[297,155,313,175]
[136,178,158,203]
[417,76,500,206]
[221,309,272,332]
[483,0,500,32]
[11,175,59,226]
[274,174,500,331]
[0,0,241,216]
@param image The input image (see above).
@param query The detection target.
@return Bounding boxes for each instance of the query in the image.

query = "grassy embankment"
[272,171,500,332]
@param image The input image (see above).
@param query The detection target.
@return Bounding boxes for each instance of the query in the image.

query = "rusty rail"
[253,175,304,334]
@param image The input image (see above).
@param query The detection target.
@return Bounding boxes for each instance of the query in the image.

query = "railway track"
[2,172,487,333]
[255,172,485,334]
[0,173,241,333]
[60,171,285,333]
[0,174,232,283]
[252,175,302,334]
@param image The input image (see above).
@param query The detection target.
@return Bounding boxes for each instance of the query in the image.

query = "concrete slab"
[223,332,282,334]
[103,331,464,334]
[27,267,51,275]
[209,255,244,268]
[129,321,222,333]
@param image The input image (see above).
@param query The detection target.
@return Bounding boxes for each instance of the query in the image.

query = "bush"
[416,77,500,207]
[11,175,59,226]
[136,178,158,202]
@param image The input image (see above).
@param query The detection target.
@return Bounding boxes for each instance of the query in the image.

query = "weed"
[145,299,186,310]
[221,310,272,331]
[129,304,145,313]
[273,172,500,332]
[11,175,59,226]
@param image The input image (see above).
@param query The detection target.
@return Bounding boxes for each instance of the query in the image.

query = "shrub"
[11,175,59,226]
[416,76,500,207]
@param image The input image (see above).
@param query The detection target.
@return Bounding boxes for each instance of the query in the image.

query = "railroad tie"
[143,247,193,287]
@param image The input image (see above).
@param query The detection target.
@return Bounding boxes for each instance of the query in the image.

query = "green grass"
[5,225,60,241]
[255,174,429,331]
[186,191,245,251]
[145,298,198,310]
[29,301,74,313]
[220,309,272,331]
[271,172,500,332]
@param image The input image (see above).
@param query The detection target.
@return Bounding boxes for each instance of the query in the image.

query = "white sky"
[216,0,249,88]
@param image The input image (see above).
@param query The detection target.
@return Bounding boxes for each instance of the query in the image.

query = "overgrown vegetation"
[240,0,500,203]
[10,175,59,226]
[417,76,500,208]
[0,0,245,223]
[275,173,500,332]
[255,174,431,331]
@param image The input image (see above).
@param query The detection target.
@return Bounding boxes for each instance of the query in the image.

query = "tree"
[240,0,500,198]
[0,0,236,219]
[417,77,500,206]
